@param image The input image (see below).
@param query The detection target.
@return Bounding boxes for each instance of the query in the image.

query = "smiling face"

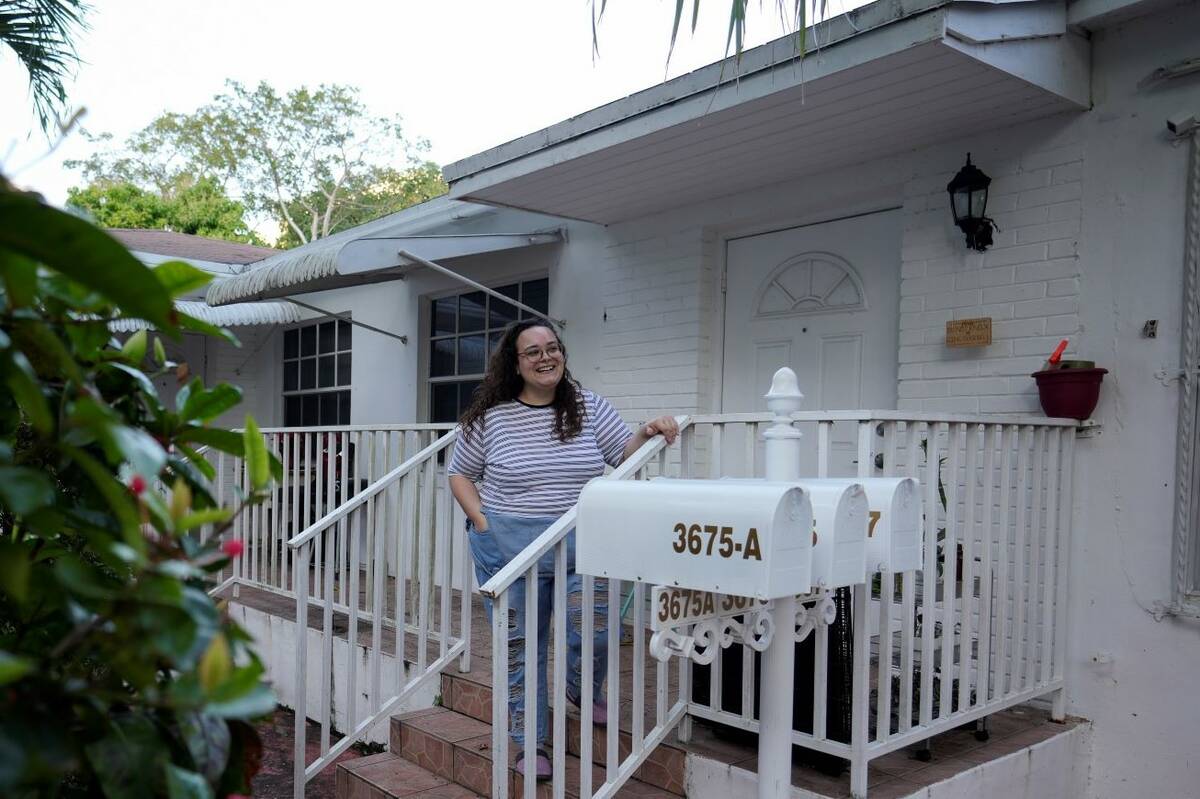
[514,325,565,395]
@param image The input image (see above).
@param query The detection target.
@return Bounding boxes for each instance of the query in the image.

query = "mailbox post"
[758,367,805,799]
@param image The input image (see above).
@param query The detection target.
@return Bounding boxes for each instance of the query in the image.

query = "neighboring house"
[190,1,1200,797]
[107,229,298,427]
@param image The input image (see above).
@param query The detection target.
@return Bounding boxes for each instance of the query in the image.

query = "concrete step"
[336,750,484,799]
[392,706,681,799]
[439,671,687,795]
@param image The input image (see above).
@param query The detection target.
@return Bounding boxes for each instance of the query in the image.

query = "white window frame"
[281,316,353,427]
[424,276,550,424]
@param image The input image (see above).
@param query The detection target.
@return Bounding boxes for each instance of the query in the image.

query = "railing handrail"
[690,410,1085,427]
[478,415,692,599]
[285,428,459,549]
[253,423,456,434]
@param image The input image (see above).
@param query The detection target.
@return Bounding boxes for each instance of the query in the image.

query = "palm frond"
[0,0,89,134]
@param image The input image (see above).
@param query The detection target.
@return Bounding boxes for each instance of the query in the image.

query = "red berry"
[129,475,147,496]
[221,539,245,558]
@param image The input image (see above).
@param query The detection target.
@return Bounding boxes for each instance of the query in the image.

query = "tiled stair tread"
[337,750,484,798]
[394,707,682,799]
[438,673,687,795]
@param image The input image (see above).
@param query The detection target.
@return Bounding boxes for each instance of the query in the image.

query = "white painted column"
[758,368,805,799]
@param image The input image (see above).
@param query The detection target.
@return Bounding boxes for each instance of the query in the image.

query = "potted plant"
[1033,356,1107,420]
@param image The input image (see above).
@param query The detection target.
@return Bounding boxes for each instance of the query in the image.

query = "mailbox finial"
[764,367,804,415]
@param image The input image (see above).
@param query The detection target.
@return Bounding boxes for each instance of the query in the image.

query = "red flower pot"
[1032,367,1108,420]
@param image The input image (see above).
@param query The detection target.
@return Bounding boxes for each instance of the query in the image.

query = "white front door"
[720,210,901,477]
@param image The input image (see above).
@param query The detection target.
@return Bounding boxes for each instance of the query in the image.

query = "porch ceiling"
[444,0,1090,225]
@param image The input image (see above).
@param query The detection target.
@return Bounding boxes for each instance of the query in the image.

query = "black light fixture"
[946,153,995,252]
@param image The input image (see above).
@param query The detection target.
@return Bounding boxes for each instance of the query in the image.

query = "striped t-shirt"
[447,390,633,517]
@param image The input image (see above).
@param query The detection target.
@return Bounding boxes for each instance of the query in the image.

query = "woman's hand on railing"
[622,414,683,462]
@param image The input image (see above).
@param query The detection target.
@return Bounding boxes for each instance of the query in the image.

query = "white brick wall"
[596,222,718,423]
[896,129,1084,414]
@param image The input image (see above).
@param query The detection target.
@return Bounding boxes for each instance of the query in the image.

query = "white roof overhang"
[444,0,1091,224]
[206,220,561,304]
[108,300,302,332]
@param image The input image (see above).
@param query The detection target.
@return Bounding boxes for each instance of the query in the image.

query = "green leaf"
[180,384,242,423]
[154,335,167,365]
[121,329,148,364]
[0,191,175,330]
[242,416,269,491]
[110,424,168,480]
[5,351,53,434]
[86,715,169,799]
[0,540,32,602]
[205,683,276,720]
[63,446,143,552]
[177,312,239,346]
[179,713,231,785]
[175,427,243,457]
[176,444,217,482]
[104,361,160,399]
[165,764,214,799]
[177,507,232,533]
[0,252,38,308]
[0,651,34,685]
[0,466,56,515]
[154,260,213,299]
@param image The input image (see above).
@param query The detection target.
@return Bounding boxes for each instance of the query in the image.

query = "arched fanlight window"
[753,252,866,318]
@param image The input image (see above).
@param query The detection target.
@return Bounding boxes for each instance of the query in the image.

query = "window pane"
[432,383,457,423]
[337,319,351,351]
[489,283,519,329]
[338,391,351,425]
[283,361,298,391]
[300,324,316,356]
[488,330,504,358]
[432,297,456,336]
[318,355,336,388]
[431,338,455,377]
[522,279,549,316]
[300,358,316,390]
[320,392,338,425]
[302,394,319,426]
[459,381,481,410]
[284,328,299,359]
[285,396,302,427]
[337,353,351,386]
[458,334,485,375]
[460,291,485,333]
[318,321,336,353]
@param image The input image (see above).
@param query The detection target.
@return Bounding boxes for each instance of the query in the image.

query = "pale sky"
[1,0,867,239]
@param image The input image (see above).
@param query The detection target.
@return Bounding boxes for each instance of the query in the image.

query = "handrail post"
[758,368,804,799]
[293,539,310,799]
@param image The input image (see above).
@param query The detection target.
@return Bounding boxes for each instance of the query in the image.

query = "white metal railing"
[684,411,1079,797]
[480,410,1079,799]
[211,425,454,597]
[284,428,470,796]
[478,419,693,799]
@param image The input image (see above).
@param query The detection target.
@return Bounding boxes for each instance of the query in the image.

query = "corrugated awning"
[109,300,302,332]
[443,0,1090,224]
[206,212,563,306]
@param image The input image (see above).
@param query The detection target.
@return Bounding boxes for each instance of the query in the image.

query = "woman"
[448,319,678,779]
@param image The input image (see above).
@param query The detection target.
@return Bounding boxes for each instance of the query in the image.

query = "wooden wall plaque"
[946,317,992,348]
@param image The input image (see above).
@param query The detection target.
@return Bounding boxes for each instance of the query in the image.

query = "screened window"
[428,278,549,423]
[283,319,352,427]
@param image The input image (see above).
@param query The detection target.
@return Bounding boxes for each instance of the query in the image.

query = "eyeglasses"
[518,343,563,361]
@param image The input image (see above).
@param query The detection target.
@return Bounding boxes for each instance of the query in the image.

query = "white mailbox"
[803,481,869,589]
[576,478,813,600]
[801,478,922,575]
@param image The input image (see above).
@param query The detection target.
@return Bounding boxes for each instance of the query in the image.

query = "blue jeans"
[467,509,609,746]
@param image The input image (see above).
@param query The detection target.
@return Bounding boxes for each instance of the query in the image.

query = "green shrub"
[0,183,279,798]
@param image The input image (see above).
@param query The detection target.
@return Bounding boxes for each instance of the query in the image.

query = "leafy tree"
[0,178,281,797]
[0,0,88,134]
[67,177,265,245]
[69,81,447,246]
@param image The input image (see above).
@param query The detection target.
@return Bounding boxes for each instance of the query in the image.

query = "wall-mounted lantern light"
[946,153,995,252]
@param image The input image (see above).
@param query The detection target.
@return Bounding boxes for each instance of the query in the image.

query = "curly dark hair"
[458,319,585,442]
